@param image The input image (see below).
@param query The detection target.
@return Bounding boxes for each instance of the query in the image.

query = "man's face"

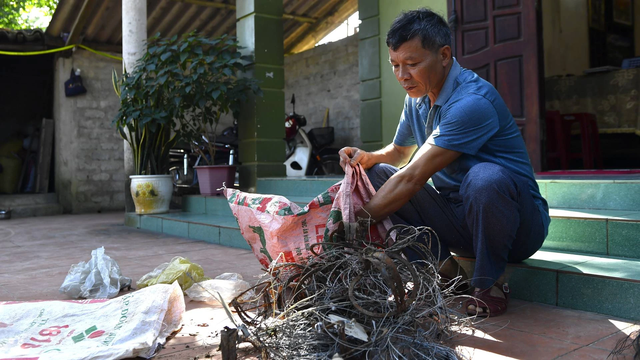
[389,37,449,99]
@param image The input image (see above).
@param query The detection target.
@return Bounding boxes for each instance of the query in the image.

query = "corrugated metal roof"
[45,0,357,54]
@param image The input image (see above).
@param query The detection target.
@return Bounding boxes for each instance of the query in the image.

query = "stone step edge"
[455,249,640,283]
[131,210,640,262]
[126,213,639,282]
[10,203,64,218]
[0,193,60,207]
[125,212,240,230]
[184,195,640,223]
[549,208,640,222]
[258,176,640,184]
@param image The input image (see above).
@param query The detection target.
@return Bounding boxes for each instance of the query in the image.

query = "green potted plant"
[113,32,261,205]
[162,32,261,196]
[113,64,177,215]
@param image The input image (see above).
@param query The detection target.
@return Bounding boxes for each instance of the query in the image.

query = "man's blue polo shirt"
[393,58,550,235]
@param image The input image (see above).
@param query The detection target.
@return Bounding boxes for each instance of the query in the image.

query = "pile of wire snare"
[230,224,472,359]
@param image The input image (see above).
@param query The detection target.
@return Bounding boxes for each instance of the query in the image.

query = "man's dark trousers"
[367,162,546,289]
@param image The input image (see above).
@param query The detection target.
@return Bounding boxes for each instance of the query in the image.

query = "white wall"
[54,50,125,213]
[284,34,361,148]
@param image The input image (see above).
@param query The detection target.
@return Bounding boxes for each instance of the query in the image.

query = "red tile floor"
[0,212,637,359]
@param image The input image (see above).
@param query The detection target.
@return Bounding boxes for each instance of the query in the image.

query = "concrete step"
[182,196,640,260]
[543,208,640,259]
[456,250,640,321]
[10,203,64,218]
[256,176,341,198]
[536,177,640,211]
[181,195,232,216]
[0,193,59,207]
[125,211,248,250]
[126,210,640,321]
[181,194,640,259]
[0,193,63,218]
[258,176,640,212]
[181,193,314,217]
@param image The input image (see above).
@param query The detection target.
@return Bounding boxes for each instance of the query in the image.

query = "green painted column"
[236,0,286,191]
[358,0,383,152]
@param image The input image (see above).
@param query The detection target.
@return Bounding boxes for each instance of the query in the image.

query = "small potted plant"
[114,31,261,205]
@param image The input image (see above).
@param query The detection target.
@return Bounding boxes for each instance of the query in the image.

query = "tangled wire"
[609,329,640,360]
[230,223,473,359]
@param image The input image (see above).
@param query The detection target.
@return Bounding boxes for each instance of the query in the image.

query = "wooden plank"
[65,0,98,46]
[36,118,54,193]
[220,327,238,360]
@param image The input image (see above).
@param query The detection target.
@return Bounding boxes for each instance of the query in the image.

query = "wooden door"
[449,0,544,171]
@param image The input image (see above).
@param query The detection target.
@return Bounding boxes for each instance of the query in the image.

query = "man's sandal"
[465,283,510,317]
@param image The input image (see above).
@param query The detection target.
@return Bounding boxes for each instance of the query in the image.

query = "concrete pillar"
[236,0,286,192]
[358,0,383,152]
[121,0,147,212]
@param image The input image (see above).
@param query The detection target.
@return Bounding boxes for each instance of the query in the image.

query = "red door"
[449,0,544,171]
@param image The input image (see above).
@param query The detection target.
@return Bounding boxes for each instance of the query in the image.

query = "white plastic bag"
[59,246,132,299]
[0,282,185,360]
[185,273,251,304]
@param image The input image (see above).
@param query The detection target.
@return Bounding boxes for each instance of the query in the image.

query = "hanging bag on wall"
[64,68,87,97]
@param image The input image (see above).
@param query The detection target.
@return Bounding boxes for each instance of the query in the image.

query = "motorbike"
[171,94,342,195]
[284,94,343,176]
[169,122,238,195]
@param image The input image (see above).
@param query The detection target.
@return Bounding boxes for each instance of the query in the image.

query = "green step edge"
[126,210,640,321]
[125,212,249,250]
[456,250,640,321]
[256,177,640,211]
[543,209,640,259]
[180,195,640,259]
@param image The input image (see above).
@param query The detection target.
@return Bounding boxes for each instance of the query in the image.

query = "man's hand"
[339,143,417,171]
[339,147,375,170]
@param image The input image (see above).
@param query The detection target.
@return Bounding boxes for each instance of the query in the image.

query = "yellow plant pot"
[130,175,173,214]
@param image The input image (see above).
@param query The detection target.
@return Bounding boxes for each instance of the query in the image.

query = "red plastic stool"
[545,111,603,170]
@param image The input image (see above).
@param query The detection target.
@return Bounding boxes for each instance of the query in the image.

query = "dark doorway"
[0,53,55,193]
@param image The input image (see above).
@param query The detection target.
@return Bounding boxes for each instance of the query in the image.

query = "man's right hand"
[339,147,375,170]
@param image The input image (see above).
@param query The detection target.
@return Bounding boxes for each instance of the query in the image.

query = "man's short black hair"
[386,8,451,52]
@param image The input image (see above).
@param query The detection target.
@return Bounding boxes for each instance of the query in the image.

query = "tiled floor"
[0,212,637,359]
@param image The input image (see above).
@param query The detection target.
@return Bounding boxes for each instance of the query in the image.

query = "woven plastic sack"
[225,164,392,267]
[0,282,184,360]
[59,246,132,299]
[137,256,209,291]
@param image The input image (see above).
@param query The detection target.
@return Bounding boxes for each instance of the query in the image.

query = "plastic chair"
[545,111,603,170]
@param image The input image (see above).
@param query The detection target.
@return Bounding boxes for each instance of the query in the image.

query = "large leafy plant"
[113,32,261,174]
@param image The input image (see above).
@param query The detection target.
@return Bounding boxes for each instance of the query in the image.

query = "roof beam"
[171,0,235,11]
[285,0,357,54]
[282,13,315,23]
[170,0,317,23]
[65,0,98,46]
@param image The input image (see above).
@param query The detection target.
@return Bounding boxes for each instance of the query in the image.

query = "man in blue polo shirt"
[339,8,549,317]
